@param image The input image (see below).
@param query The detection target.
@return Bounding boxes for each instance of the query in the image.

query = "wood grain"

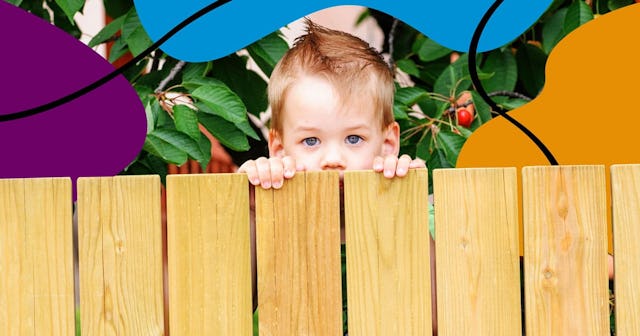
[78,176,164,335]
[433,168,521,336]
[25,178,74,335]
[523,165,608,336]
[0,178,74,335]
[611,164,640,336]
[344,169,431,336]
[256,171,342,336]
[167,173,252,335]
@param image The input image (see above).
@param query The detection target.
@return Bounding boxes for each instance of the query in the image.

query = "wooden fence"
[0,165,638,335]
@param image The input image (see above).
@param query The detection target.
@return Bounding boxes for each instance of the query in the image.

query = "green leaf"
[144,128,208,165]
[393,104,409,120]
[54,0,83,23]
[564,0,594,34]
[173,105,200,141]
[436,130,466,166]
[395,87,430,106]
[415,132,433,161]
[480,49,517,93]
[107,37,128,63]
[515,44,547,97]
[121,8,140,40]
[144,130,188,165]
[417,98,438,118]
[182,76,226,91]
[181,62,210,82]
[208,54,268,116]
[234,119,261,140]
[608,0,634,10]
[414,36,452,62]
[196,133,212,171]
[122,153,169,185]
[416,57,450,88]
[246,31,289,77]
[199,114,250,151]
[542,7,568,53]
[126,26,153,57]
[6,0,23,5]
[427,148,452,175]
[471,91,493,124]
[88,14,125,47]
[191,84,248,125]
[433,54,472,97]
[396,59,420,77]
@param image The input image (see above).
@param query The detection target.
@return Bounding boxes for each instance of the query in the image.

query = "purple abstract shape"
[0,2,146,200]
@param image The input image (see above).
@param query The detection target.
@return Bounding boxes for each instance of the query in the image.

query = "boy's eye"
[302,137,320,146]
[345,135,363,145]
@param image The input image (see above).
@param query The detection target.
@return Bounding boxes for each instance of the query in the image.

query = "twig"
[487,90,532,101]
[155,60,186,93]
[387,18,399,69]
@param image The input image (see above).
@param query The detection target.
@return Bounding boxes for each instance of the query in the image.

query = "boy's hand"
[373,154,426,178]
[237,156,299,189]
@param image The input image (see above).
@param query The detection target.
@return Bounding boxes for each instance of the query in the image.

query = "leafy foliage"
[14,0,635,193]
[365,0,633,190]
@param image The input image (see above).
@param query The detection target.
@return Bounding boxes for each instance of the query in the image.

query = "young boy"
[239,20,424,186]
[238,19,437,334]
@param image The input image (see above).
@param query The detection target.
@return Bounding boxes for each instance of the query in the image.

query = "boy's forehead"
[282,75,381,124]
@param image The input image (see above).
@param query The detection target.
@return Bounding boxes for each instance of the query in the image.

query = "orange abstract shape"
[457,3,640,253]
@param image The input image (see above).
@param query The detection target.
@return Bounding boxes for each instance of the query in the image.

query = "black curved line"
[468,0,559,165]
[0,0,232,123]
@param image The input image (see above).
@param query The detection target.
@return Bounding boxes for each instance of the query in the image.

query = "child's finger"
[255,157,273,189]
[269,157,285,189]
[396,154,412,177]
[383,155,397,178]
[372,156,384,172]
[282,156,297,178]
[239,161,261,186]
[409,158,426,169]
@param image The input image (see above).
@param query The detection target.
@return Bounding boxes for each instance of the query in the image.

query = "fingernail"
[374,163,383,170]
[273,181,282,189]
[284,169,293,178]
[262,181,271,189]
[251,178,260,185]
[384,169,393,177]
[397,168,406,175]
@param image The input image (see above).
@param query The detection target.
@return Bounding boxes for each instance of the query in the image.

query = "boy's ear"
[382,122,400,156]
[268,129,285,158]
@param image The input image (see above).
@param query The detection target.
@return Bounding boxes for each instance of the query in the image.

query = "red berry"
[457,108,473,128]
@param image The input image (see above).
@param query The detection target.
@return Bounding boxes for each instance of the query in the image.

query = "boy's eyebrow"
[344,123,372,131]
[291,123,372,132]
[291,125,320,132]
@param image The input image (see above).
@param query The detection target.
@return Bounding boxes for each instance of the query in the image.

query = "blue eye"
[345,135,363,145]
[303,137,319,146]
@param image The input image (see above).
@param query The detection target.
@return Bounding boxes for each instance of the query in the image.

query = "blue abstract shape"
[134,0,552,62]
[0,1,147,200]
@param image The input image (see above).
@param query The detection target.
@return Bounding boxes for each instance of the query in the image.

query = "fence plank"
[0,179,73,335]
[433,168,521,336]
[611,164,640,336]
[256,171,342,336]
[344,169,431,335]
[78,176,164,336]
[523,165,608,336]
[25,179,75,335]
[0,179,32,335]
[167,174,252,335]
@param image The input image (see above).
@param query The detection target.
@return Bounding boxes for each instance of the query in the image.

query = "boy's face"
[269,75,399,176]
